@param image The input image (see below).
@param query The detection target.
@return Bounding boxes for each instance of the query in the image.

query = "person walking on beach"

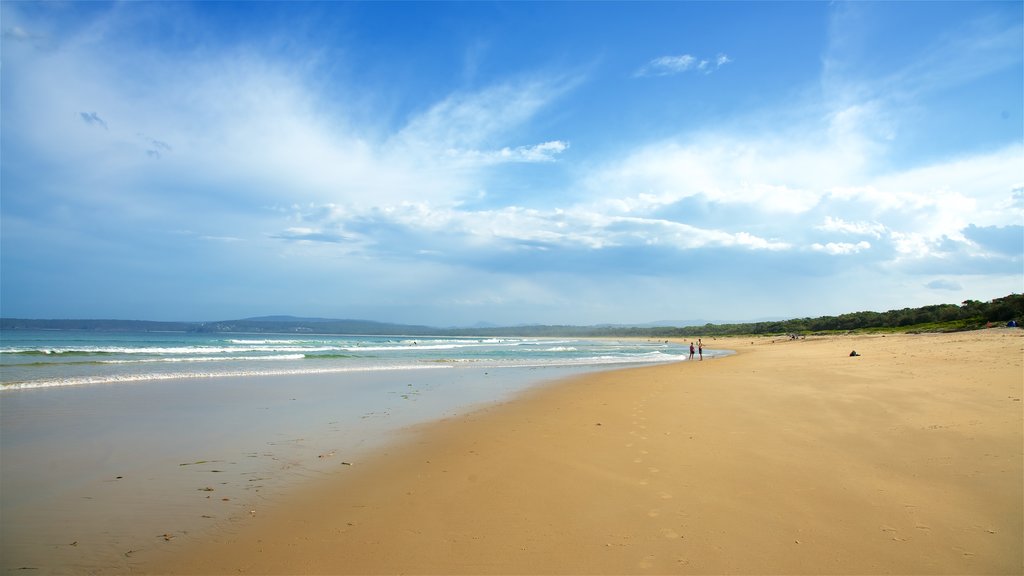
[689,342,695,360]
[698,339,703,361]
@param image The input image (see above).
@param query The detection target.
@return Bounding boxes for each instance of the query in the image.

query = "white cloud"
[582,138,837,216]
[817,216,886,238]
[635,53,732,77]
[442,140,569,166]
[811,241,871,255]
[283,200,790,256]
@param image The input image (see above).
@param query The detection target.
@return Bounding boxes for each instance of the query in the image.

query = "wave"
[4,349,115,356]
[101,354,308,364]
[2,346,343,356]
[3,354,314,366]
[1,364,453,391]
[226,339,307,345]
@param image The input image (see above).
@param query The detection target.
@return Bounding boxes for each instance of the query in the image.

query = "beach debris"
[318,451,336,459]
[849,350,861,357]
[69,541,78,547]
[159,533,175,542]
[341,461,353,466]
[199,487,214,492]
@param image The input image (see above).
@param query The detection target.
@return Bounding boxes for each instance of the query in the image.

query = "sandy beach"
[135,330,1021,574]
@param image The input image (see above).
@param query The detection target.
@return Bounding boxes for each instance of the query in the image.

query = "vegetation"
[1,294,1021,337]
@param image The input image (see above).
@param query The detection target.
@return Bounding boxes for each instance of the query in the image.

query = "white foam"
[1,363,452,391]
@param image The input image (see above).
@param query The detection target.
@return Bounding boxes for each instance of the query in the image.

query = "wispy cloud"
[279,200,790,261]
[443,140,569,166]
[141,135,171,159]
[271,227,353,244]
[635,53,732,77]
[80,111,107,130]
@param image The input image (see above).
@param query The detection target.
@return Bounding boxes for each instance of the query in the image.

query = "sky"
[1,1,1022,327]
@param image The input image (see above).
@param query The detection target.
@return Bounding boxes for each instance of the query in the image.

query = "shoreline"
[140,330,1023,574]
[0,344,696,575]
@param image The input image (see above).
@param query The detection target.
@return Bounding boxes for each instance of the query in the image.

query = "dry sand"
[141,330,1023,575]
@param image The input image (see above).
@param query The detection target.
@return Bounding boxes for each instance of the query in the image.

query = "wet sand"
[142,330,1023,574]
[1,364,621,574]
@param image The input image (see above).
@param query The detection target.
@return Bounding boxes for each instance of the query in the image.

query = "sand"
[141,330,1023,575]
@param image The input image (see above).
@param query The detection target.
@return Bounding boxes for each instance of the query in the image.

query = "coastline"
[140,330,1023,574]
[0,339,692,575]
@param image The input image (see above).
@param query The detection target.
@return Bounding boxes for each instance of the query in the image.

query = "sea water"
[0,330,708,573]
[0,330,693,390]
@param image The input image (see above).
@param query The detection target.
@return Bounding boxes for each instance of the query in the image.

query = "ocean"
[0,330,692,390]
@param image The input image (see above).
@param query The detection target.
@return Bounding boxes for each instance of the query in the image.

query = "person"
[689,342,695,360]
[698,339,703,361]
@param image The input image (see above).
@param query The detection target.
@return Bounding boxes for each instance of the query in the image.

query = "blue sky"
[2,2,1022,326]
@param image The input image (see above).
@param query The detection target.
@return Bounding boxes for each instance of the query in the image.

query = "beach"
[0,336,694,574]
[138,329,1023,575]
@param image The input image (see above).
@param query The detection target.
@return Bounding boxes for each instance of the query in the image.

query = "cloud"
[3,26,32,41]
[817,216,887,238]
[141,135,171,159]
[925,279,962,291]
[443,140,569,166]
[393,77,578,153]
[811,241,871,255]
[278,200,790,270]
[80,111,107,130]
[636,53,732,77]
[271,227,352,244]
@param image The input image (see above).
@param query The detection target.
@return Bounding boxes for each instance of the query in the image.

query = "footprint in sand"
[659,491,673,500]
[647,509,660,518]
[661,528,682,539]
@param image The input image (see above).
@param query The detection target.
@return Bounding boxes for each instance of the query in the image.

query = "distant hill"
[0,318,197,332]
[2,294,1021,336]
[194,317,437,335]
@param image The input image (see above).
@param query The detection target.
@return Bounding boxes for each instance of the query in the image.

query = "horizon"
[3,292,1016,330]
[2,2,1022,326]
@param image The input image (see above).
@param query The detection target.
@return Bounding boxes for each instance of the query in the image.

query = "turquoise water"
[0,330,693,390]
